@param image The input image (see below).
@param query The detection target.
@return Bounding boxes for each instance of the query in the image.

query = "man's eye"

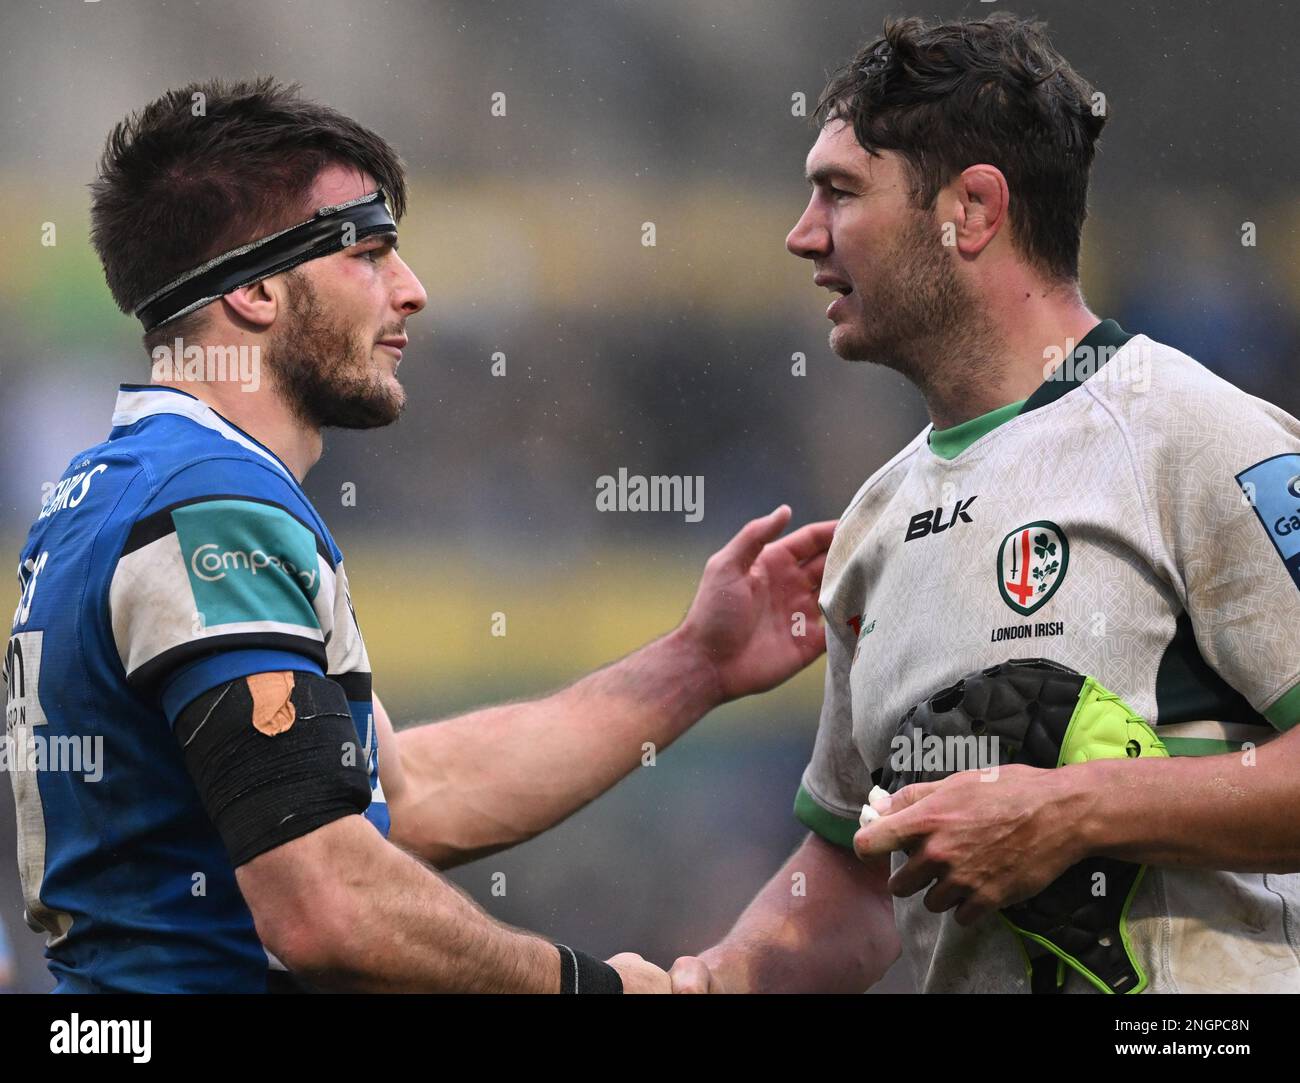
[831,187,855,200]
[357,240,396,263]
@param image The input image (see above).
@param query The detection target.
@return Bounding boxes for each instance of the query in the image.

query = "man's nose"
[392,254,428,315]
[786,198,831,260]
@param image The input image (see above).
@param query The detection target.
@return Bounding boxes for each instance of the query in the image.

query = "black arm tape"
[174,672,372,867]
[555,945,623,994]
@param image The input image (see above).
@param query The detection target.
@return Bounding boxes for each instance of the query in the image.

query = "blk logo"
[905,496,976,542]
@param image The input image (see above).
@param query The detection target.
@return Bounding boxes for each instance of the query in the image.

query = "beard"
[262,269,406,430]
[830,208,996,393]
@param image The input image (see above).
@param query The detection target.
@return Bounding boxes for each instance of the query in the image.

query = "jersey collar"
[927,398,1027,460]
[111,383,296,482]
[927,319,1134,461]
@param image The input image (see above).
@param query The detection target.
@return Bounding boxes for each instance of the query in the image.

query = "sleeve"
[1137,375,1300,731]
[107,456,337,723]
[794,611,875,849]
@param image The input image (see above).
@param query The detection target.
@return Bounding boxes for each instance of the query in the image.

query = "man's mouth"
[376,335,407,362]
[814,274,853,318]
[814,273,853,296]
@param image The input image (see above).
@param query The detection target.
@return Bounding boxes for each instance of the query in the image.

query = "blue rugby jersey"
[4,384,387,992]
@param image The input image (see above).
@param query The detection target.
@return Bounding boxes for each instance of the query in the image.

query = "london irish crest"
[997,521,1068,616]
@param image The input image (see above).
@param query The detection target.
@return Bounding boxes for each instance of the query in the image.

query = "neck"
[915,277,1098,431]
[152,366,322,482]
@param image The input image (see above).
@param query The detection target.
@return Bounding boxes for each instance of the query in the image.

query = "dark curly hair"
[816,13,1106,281]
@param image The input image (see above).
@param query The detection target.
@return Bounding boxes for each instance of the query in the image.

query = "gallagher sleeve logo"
[1236,453,1300,591]
[997,521,1069,615]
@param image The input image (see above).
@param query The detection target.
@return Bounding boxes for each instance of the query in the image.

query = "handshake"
[605,952,727,994]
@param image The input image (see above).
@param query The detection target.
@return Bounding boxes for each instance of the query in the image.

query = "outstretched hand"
[677,505,836,703]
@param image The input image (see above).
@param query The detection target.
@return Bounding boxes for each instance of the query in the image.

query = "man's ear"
[946,164,1009,259]
[222,276,283,330]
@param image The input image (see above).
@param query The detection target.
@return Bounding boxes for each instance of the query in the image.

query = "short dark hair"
[90,76,409,349]
[816,13,1106,281]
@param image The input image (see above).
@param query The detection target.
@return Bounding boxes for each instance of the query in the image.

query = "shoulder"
[1084,333,1300,453]
[102,406,337,556]
[826,427,928,574]
[107,449,338,702]
[118,413,316,519]
[1082,334,1300,568]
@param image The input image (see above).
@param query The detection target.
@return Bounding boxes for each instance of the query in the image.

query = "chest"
[829,466,1178,773]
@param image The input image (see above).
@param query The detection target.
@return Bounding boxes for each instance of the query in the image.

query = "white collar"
[111,384,294,482]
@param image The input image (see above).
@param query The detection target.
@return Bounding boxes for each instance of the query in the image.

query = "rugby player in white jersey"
[670,13,1300,993]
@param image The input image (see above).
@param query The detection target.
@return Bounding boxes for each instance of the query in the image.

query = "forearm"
[701,833,899,994]
[392,627,723,866]
[243,818,560,993]
[1075,728,1300,870]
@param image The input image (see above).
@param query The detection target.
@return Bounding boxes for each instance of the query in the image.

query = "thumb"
[669,955,716,994]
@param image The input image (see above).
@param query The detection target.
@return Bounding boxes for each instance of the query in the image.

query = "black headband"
[134,189,397,333]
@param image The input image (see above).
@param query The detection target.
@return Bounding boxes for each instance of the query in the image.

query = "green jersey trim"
[1018,319,1134,414]
[794,784,859,849]
[928,399,1027,461]
[1264,681,1300,732]
[1160,736,1245,757]
[925,319,1134,461]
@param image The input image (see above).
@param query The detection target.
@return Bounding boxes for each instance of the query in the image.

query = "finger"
[801,552,828,589]
[885,779,947,814]
[888,850,945,898]
[922,877,966,914]
[853,811,924,858]
[777,519,838,564]
[669,956,713,994]
[953,894,994,927]
[719,505,792,571]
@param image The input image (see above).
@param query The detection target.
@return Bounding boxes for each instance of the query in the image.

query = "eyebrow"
[805,165,865,188]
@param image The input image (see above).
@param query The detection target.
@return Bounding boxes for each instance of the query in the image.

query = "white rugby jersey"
[797,320,1300,993]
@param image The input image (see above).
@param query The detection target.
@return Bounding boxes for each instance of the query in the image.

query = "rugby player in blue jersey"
[5,78,833,993]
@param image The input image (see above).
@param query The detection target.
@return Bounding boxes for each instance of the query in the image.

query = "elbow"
[388,794,524,870]
[237,815,392,988]
[257,891,364,987]
[245,871,368,988]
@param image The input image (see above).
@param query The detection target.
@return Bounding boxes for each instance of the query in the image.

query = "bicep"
[173,670,373,867]
[792,830,893,906]
[1153,404,1300,724]
[730,832,896,993]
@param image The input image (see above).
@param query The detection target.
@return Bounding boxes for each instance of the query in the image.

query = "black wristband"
[555,944,624,994]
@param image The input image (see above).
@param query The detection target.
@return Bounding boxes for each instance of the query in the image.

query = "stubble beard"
[264,269,406,431]
[831,209,999,399]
